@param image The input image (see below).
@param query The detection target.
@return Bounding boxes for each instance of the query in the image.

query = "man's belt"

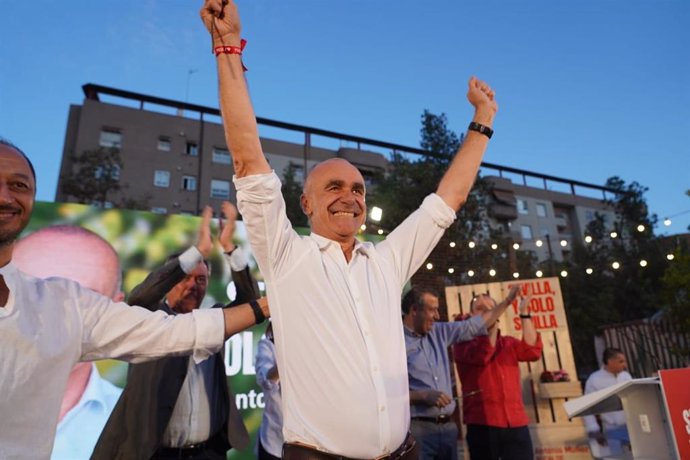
[282,431,417,460]
[411,414,453,424]
[154,440,209,456]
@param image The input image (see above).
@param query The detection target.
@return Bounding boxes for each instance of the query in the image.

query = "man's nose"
[0,183,13,203]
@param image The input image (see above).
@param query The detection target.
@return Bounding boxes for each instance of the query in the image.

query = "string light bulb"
[512,272,520,279]
[560,270,568,277]
[489,269,496,277]
[667,254,675,261]
[448,268,455,274]
[610,231,618,239]
[639,260,647,267]
[664,218,672,226]
[426,263,433,270]
[535,270,543,278]
[449,241,456,248]
[612,261,620,270]
[560,240,568,247]
[585,268,593,275]
[377,229,383,235]
[535,239,543,247]
[360,224,366,231]
[468,241,476,249]
[584,235,593,243]
[491,243,498,250]
[637,224,645,232]
[467,270,475,277]
[512,243,520,250]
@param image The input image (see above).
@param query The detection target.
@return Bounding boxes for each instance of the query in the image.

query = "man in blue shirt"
[403,285,519,460]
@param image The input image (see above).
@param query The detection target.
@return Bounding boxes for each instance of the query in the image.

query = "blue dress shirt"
[405,316,485,418]
[51,364,123,460]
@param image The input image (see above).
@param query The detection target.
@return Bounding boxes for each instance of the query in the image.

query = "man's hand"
[219,201,238,253]
[480,285,520,329]
[196,206,214,258]
[467,76,498,116]
[518,283,533,316]
[200,0,242,48]
[423,390,453,408]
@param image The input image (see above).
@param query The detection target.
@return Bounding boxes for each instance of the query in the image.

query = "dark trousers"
[282,432,418,460]
[466,425,533,460]
[259,438,282,460]
[150,446,225,460]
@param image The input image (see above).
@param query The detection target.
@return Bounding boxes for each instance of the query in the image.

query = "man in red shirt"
[453,287,542,460]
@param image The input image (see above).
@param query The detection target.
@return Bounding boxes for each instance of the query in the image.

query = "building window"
[94,165,120,181]
[157,137,172,152]
[91,200,114,209]
[182,175,197,191]
[151,207,167,214]
[212,147,231,165]
[521,224,533,240]
[154,170,170,188]
[536,203,547,217]
[210,179,230,199]
[517,199,528,215]
[99,129,122,148]
[186,142,198,156]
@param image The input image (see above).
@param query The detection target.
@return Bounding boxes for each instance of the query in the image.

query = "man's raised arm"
[200,0,270,178]
[436,77,497,211]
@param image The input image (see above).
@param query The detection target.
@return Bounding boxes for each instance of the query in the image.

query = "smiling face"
[0,144,35,252]
[412,292,440,335]
[300,159,366,244]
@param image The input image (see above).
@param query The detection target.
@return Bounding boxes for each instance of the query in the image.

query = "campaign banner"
[659,368,690,460]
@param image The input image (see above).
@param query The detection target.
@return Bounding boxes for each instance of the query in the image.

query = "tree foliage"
[281,162,309,228]
[60,147,149,210]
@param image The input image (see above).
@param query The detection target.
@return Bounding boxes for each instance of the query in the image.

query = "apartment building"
[57,84,616,263]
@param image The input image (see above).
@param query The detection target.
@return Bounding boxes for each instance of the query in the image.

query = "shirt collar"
[309,233,371,257]
[77,364,112,413]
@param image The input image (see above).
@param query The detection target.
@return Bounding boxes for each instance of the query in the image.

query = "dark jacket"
[91,254,260,460]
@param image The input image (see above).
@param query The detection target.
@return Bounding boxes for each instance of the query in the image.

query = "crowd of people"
[0,1,636,459]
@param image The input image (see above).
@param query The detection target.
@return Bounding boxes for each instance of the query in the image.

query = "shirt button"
[380,406,386,412]
[373,366,378,372]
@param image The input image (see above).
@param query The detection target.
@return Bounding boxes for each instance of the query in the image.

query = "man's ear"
[113,291,125,302]
[300,193,311,217]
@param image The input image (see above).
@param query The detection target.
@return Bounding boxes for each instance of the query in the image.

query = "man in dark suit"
[93,202,263,460]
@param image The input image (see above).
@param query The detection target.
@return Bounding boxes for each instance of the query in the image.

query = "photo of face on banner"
[20,201,265,460]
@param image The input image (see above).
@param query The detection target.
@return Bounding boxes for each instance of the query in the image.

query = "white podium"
[563,377,677,460]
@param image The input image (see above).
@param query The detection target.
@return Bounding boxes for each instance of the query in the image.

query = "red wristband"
[214,39,247,71]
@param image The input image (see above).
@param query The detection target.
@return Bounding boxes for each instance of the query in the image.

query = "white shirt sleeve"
[376,193,456,286]
[224,246,248,272]
[76,283,224,364]
[179,246,203,274]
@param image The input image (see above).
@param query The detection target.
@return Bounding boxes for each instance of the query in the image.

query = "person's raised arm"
[221,296,269,339]
[480,285,519,329]
[200,0,270,178]
[518,284,538,346]
[436,77,497,211]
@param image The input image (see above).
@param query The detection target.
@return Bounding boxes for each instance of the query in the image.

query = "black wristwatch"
[468,121,494,139]
[249,300,266,324]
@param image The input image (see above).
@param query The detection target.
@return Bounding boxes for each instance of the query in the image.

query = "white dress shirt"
[235,171,455,458]
[0,262,224,460]
[583,368,633,432]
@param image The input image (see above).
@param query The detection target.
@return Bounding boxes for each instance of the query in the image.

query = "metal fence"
[602,317,690,377]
